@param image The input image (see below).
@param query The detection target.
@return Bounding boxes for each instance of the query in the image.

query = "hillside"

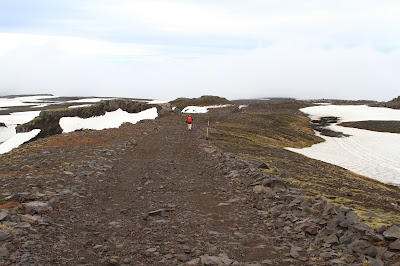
[372,96,400,109]
[0,98,399,265]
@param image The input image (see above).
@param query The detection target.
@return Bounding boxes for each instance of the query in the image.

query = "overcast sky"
[0,0,399,101]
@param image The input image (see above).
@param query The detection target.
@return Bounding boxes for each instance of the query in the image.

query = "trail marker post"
[206,121,210,139]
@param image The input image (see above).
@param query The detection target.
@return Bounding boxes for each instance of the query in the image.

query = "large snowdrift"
[287,105,400,186]
[60,107,158,133]
[0,129,41,154]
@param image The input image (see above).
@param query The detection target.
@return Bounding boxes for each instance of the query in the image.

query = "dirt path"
[23,117,281,265]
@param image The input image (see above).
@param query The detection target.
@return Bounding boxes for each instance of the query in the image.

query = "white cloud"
[101,0,400,43]
[0,33,156,57]
[0,1,399,100]
[0,36,398,101]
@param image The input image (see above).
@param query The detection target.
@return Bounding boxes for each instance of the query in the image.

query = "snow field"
[300,105,400,122]
[0,95,57,108]
[182,104,232,113]
[287,105,400,186]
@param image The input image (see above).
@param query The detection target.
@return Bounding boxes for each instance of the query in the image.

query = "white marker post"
[206,121,210,139]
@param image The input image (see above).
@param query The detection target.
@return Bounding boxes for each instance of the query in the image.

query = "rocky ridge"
[373,96,400,110]
[15,99,152,139]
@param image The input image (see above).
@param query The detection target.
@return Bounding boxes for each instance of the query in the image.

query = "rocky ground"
[339,121,400,134]
[0,100,399,265]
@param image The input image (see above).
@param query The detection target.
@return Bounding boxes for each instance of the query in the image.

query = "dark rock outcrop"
[311,116,351,137]
[0,122,6,127]
[372,96,400,109]
[16,99,152,140]
[169,95,231,110]
[156,103,174,117]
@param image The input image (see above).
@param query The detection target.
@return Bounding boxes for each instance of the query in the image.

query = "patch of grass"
[211,112,322,150]
[301,189,400,228]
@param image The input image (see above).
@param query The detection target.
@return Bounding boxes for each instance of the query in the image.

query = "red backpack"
[187,116,192,123]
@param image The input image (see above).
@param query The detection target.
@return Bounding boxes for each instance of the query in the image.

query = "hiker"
[186,114,193,130]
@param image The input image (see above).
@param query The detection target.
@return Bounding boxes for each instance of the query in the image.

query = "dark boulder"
[262,177,287,189]
[0,122,6,127]
[383,225,400,240]
[173,107,181,113]
[348,239,371,254]
[156,103,173,117]
[258,162,270,169]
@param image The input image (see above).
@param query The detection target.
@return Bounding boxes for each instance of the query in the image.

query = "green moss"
[302,191,400,228]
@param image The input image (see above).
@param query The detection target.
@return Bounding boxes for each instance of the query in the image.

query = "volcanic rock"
[383,225,400,240]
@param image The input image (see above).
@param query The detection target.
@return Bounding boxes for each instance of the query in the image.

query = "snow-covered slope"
[287,105,400,186]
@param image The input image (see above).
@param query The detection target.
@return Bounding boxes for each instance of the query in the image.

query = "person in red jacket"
[186,114,193,130]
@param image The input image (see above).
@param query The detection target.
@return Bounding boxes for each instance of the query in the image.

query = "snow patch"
[299,105,400,122]
[0,111,41,126]
[287,105,400,186]
[66,98,115,103]
[0,129,41,154]
[238,105,248,109]
[147,99,169,104]
[0,111,41,143]
[0,126,17,143]
[60,107,158,133]
[182,104,232,113]
[313,102,331,105]
[68,104,94,109]
[0,95,57,108]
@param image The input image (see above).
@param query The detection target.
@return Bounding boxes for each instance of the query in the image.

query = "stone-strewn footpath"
[0,115,399,265]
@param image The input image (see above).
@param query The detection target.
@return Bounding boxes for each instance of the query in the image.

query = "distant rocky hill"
[372,96,400,109]
[383,96,400,109]
[169,95,230,110]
